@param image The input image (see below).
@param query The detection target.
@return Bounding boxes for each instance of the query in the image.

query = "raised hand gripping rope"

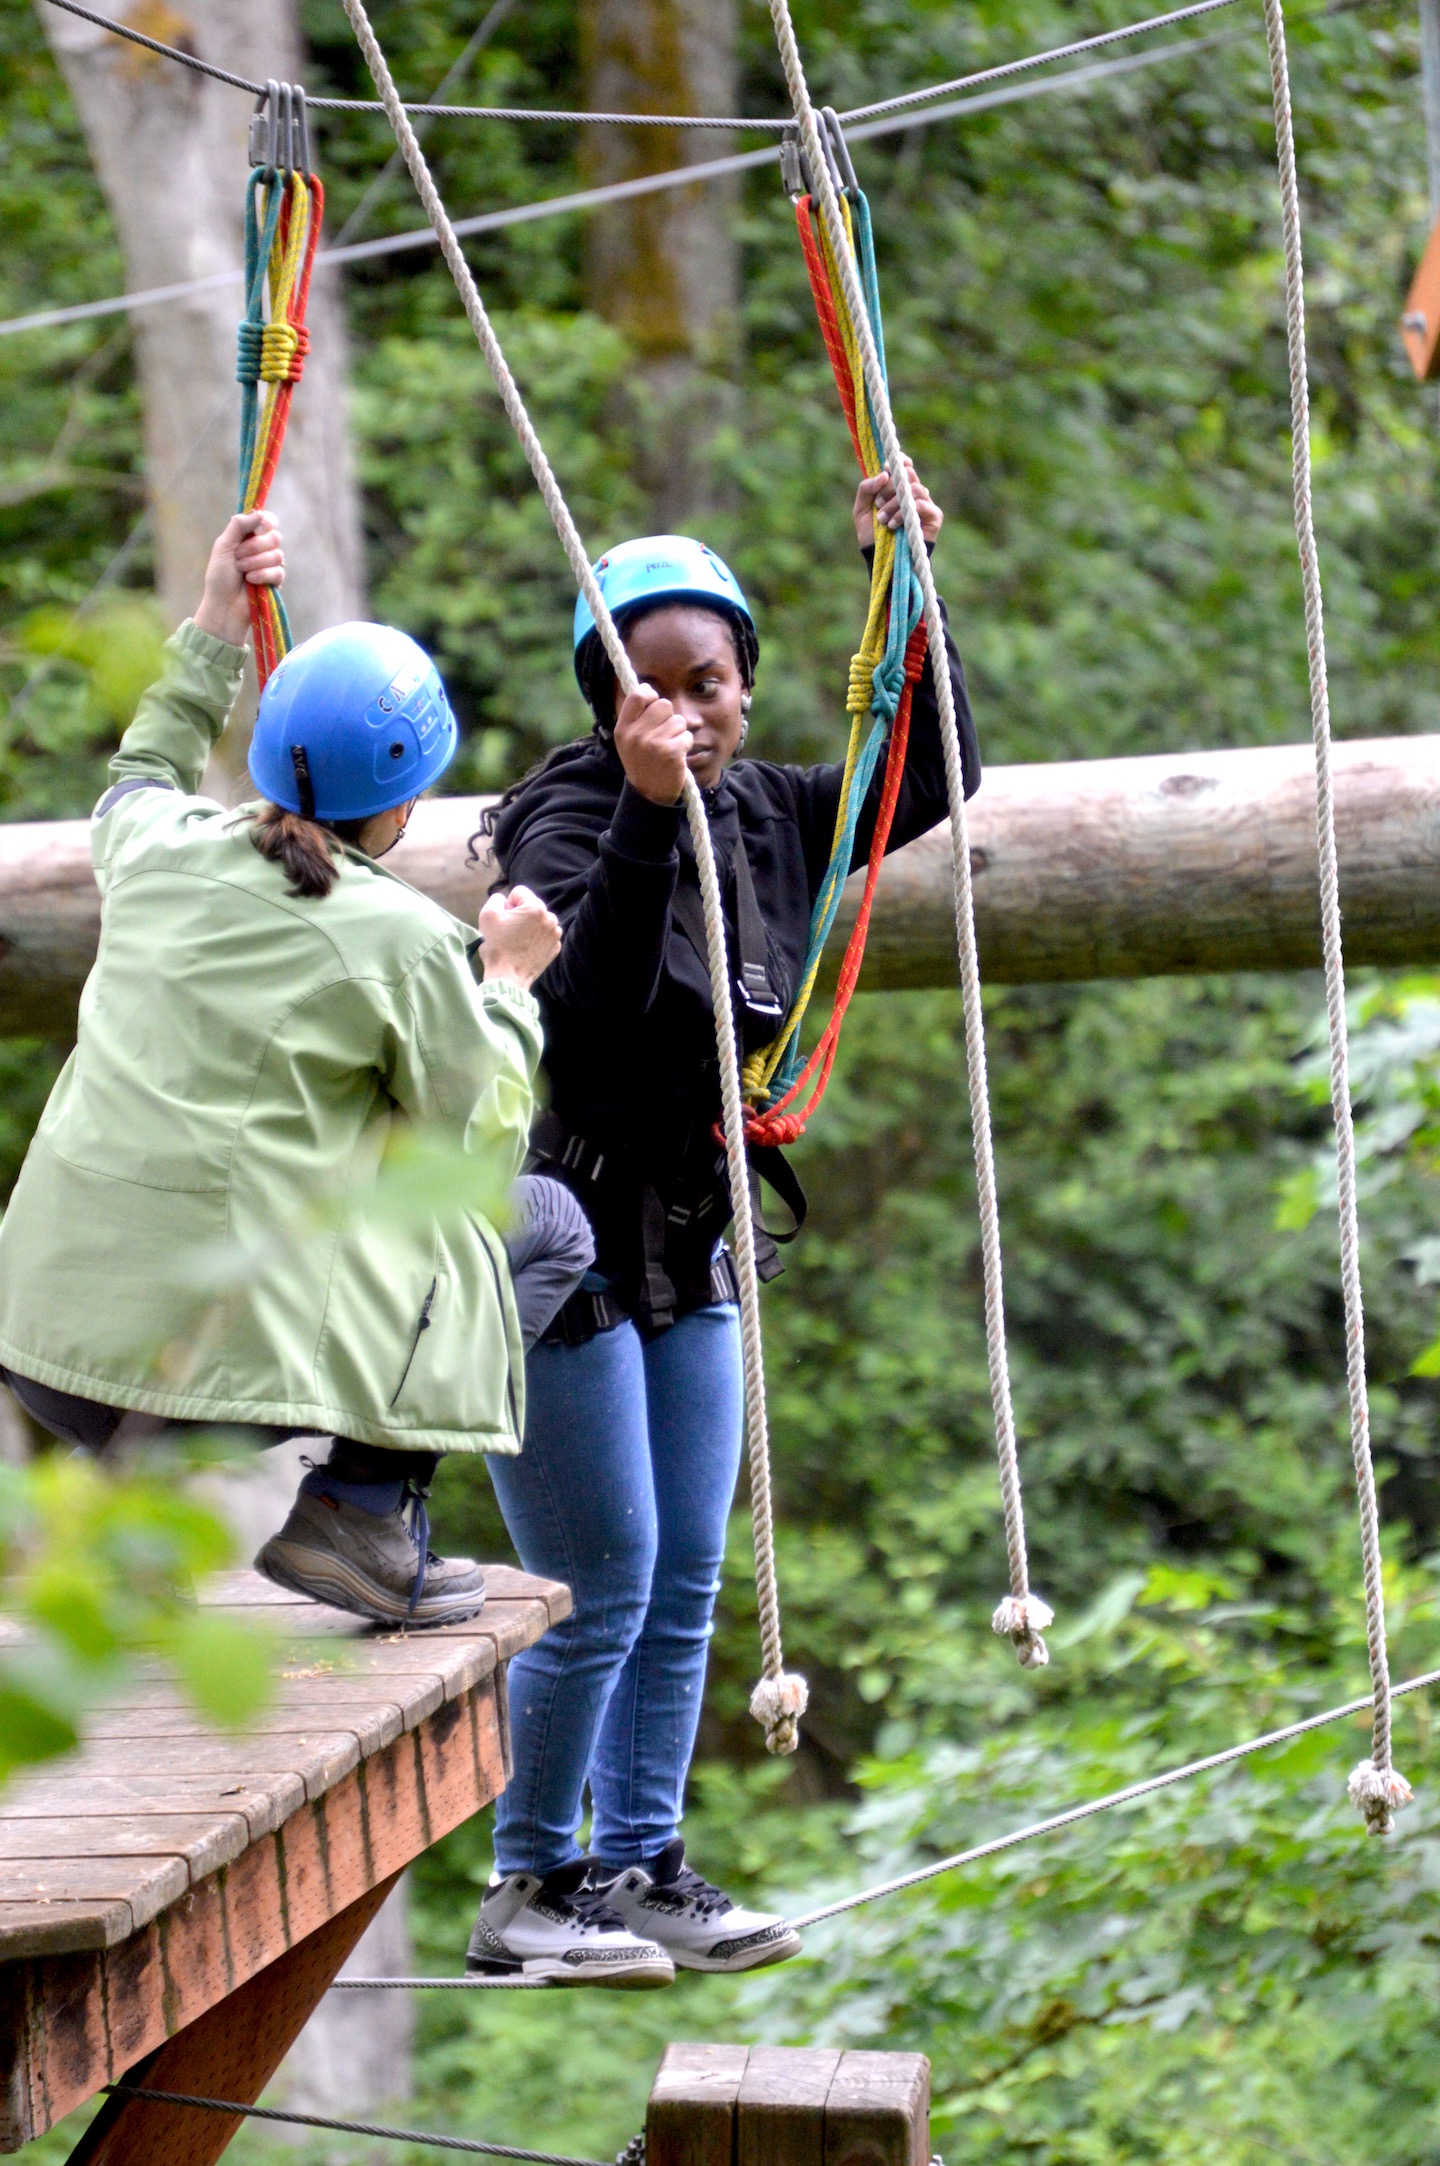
[338,0,808,1753]
[236,83,324,688]
[740,116,928,1150]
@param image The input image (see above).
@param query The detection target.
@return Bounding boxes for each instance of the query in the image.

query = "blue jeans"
[488,1301,743,1874]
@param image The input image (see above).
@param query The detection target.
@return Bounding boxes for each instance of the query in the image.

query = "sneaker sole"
[465,1952,675,1989]
[667,1927,804,1974]
[256,1538,485,1629]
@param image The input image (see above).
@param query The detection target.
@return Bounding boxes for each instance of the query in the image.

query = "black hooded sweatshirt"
[490,590,980,1331]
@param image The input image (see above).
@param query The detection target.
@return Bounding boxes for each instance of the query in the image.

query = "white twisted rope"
[766,0,1050,1669]
[340,0,806,1753]
[1262,0,1407,1836]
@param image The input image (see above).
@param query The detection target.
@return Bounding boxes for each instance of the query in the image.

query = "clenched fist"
[479,885,563,990]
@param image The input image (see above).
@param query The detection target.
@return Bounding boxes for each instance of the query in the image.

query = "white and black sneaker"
[465,1861,675,1988]
[596,1839,802,1974]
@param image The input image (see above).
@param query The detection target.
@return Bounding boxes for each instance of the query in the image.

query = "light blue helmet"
[250,623,457,822]
[572,535,754,691]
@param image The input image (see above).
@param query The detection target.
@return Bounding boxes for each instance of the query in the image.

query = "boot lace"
[402,1479,437,1615]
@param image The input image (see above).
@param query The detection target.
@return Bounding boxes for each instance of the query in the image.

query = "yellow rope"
[243,175,310,511]
[746,201,901,1101]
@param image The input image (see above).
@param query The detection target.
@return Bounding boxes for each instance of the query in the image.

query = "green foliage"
[9,0,1440,2159]
[0,1450,272,1784]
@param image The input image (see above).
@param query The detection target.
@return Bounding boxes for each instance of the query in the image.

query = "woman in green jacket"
[0,512,584,1626]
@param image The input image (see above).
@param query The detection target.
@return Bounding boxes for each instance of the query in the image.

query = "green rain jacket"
[0,620,541,1456]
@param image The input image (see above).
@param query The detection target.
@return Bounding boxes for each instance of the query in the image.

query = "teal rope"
[236,168,283,512]
[762,188,923,1106]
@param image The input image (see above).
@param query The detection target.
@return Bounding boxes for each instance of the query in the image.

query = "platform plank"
[0,1565,567,2152]
[0,1817,251,1876]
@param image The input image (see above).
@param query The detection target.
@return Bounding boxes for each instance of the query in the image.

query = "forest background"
[8,0,1440,2158]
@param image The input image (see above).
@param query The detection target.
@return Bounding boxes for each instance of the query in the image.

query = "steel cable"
[102,2084,614,2165]
[41,0,1244,128]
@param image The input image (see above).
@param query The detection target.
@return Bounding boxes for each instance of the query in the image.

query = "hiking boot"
[596,1839,802,1973]
[465,1862,675,1988]
[255,1479,485,1628]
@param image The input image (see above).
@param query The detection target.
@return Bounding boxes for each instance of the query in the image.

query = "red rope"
[743,621,928,1148]
[247,177,325,682]
[795,197,864,468]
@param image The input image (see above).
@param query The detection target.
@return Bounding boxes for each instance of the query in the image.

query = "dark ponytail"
[249,802,347,898]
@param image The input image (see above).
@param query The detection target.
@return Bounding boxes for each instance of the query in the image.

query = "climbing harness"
[1262,0,1408,1837]
[739,111,928,1151]
[337,0,808,1756]
[766,1,1050,1672]
[236,81,324,688]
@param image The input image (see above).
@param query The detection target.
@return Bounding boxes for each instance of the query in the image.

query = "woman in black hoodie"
[467,463,980,1989]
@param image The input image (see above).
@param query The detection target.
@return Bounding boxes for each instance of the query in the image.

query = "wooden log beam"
[3,736,1438,1038]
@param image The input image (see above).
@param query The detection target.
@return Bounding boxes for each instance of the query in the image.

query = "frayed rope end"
[750,1670,809,1755]
[1347,1758,1413,1837]
[992,1593,1054,1671]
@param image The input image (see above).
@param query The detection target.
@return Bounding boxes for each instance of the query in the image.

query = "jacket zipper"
[390,1277,438,1408]
[477,1233,522,1439]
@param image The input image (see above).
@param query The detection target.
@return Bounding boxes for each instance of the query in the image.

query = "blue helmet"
[250,623,458,822]
[572,535,754,690]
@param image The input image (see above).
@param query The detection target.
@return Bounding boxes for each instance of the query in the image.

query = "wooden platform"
[0,1564,568,2160]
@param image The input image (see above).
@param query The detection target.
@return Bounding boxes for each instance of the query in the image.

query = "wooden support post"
[647,2045,929,2166]
[64,1876,398,2166]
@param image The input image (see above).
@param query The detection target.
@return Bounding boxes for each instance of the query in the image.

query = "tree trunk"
[37,0,364,661]
[5,736,1440,1036]
[579,0,740,525]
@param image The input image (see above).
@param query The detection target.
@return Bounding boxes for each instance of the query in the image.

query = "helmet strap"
[289,744,316,820]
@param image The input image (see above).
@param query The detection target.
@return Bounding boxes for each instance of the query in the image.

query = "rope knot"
[1347,1758,1412,1837]
[260,319,304,382]
[235,319,263,386]
[992,1593,1054,1670]
[847,648,877,717]
[750,1670,808,1755]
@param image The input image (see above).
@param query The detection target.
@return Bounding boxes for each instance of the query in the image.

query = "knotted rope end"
[1347,1758,1413,1837]
[750,1670,809,1755]
[992,1593,1055,1670]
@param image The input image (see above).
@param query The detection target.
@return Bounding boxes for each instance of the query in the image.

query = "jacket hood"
[490,736,622,877]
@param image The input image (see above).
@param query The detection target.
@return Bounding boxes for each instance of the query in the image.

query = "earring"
[738,690,752,752]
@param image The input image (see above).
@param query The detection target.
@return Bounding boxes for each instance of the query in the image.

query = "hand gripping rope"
[236,83,324,689]
[1262,0,1408,1837]
[739,117,928,1149]
[338,0,808,1754]
[765,0,1051,1669]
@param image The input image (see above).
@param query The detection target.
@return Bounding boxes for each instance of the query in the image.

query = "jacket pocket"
[389,1276,438,1407]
